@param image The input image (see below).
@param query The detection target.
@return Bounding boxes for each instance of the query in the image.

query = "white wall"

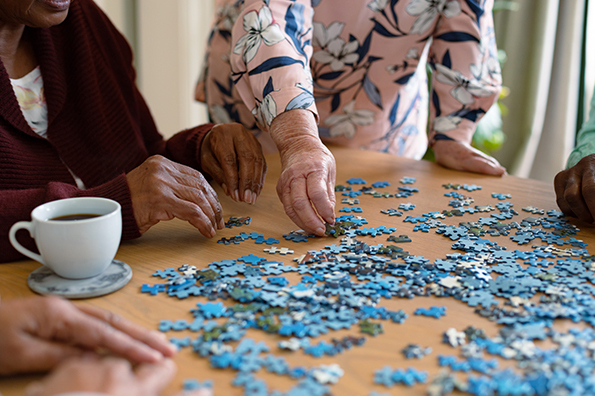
[95,0,215,138]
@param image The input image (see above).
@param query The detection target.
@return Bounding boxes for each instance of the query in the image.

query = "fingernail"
[210,227,216,238]
[251,191,257,204]
[315,227,325,236]
[233,189,240,201]
[221,183,228,195]
[244,190,251,203]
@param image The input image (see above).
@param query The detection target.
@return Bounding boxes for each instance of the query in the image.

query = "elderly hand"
[270,110,336,236]
[0,296,176,376]
[554,154,595,223]
[433,139,506,176]
[127,155,224,237]
[25,356,211,396]
[200,123,267,204]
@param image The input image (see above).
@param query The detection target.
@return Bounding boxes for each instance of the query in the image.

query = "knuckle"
[41,296,69,316]
[102,310,123,328]
[222,154,238,166]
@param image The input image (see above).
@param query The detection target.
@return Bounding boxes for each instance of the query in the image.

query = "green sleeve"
[567,88,595,168]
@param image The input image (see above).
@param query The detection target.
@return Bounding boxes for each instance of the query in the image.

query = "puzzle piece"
[346,177,367,185]
[398,203,416,211]
[402,344,432,359]
[359,319,383,336]
[387,234,411,243]
[225,216,251,228]
[263,246,294,255]
[152,268,178,279]
[491,193,512,200]
[414,306,447,319]
[283,230,313,242]
[254,236,280,245]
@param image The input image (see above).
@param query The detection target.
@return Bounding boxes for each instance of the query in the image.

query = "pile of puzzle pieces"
[141,176,595,396]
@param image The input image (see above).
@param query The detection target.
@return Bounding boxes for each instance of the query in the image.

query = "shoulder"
[63,0,132,55]
[59,0,134,71]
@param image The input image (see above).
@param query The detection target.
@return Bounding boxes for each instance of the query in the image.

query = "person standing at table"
[196,0,507,236]
[555,86,595,222]
[0,0,266,263]
[0,296,210,396]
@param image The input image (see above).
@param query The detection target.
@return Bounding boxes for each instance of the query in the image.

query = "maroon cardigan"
[0,0,212,262]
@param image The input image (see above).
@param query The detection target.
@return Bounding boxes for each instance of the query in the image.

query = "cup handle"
[9,221,46,265]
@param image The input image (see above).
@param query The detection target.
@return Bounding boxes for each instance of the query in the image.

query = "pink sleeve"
[428,0,502,144]
[230,0,318,130]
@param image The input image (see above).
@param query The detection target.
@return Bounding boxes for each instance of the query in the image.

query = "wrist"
[429,133,457,149]
[269,110,321,156]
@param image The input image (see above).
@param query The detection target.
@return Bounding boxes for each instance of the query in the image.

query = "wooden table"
[1,148,593,395]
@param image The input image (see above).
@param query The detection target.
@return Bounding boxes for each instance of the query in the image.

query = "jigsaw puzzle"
[140,175,595,396]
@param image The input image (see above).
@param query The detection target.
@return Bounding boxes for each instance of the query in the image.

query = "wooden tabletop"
[1,147,593,395]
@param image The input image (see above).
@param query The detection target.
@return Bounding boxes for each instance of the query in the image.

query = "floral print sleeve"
[202,0,502,158]
[230,0,317,130]
[426,0,502,144]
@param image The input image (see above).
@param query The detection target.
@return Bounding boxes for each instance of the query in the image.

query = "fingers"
[26,355,177,396]
[169,180,224,237]
[554,169,578,218]
[463,155,506,176]
[279,177,326,236]
[434,140,507,176]
[306,171,336,226]
[78,305,176,358]
[235,131,267,204]
[136,358,178,395]
[554,155,595,224]
[128,156,224,236]
[15,337,85,374]
[41,298,167,364]
[201,124,267,204]
[554,168,593,223]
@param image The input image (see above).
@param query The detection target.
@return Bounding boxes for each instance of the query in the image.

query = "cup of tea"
[9,197,122,279]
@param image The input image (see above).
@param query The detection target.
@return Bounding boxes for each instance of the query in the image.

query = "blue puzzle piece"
[414,306,447,318]
[152,268,178,279]
[346,178,367,185]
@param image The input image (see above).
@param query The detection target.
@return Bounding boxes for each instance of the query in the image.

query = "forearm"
[230,0,317,130]
[428,0,502,144]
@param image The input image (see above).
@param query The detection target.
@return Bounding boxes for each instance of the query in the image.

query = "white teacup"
[9,197,122,279]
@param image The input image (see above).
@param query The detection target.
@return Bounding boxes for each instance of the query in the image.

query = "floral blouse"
[198,0,502,159]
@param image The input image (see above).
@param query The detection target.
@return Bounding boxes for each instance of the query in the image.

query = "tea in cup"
[9,197,122,279]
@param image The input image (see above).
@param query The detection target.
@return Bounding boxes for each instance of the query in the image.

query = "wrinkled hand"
[554,154,595,223]
[0,296,176,376]
[127,155,224,237]
[433,139,506,176]
[25,355,211,396]
[200,123,267,204]
[276,138,336,236]
[269,110,336,236]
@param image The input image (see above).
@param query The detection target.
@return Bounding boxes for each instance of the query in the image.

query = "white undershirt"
[11,67,86,189]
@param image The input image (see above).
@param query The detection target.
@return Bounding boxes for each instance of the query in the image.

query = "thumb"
[136,358,177,395]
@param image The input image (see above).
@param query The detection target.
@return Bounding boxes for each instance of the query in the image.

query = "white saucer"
[27,259,132,299]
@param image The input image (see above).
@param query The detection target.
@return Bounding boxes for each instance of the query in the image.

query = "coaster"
[27,259,132,299]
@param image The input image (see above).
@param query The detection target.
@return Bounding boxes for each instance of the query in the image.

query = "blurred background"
[95,0,594,184]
